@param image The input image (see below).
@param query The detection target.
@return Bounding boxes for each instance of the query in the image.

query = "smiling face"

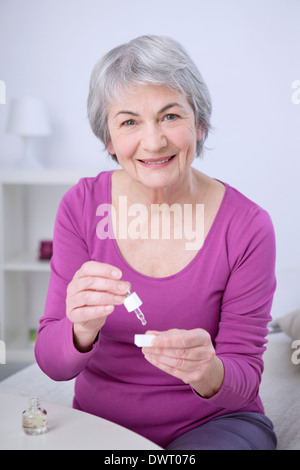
[107,84,203,192]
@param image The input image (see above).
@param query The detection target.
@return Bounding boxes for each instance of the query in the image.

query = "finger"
[143,353,195,384]
[67,290,124,314]
[143,352,211,385]
[68,276,130,297]
[142,345,204,362]
[68,304,114,323]
[144,352,200,371]
[74,261,123,280]
[146,329,209,350]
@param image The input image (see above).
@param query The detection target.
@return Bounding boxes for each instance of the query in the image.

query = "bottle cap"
[134,334,155,347]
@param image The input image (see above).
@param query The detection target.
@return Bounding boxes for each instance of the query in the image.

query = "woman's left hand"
[142,328,224,398]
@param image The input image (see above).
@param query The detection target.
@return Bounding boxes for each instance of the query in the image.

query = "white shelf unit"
[0,169,94,364]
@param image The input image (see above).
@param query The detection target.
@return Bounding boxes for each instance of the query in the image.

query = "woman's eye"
[164,113,178,121]
[122,119,136,127]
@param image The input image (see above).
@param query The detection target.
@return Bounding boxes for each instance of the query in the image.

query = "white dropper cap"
[124,291,142,312]
[124,290,147,326]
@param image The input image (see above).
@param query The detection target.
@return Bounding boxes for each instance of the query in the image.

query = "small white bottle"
[22,397,48,435]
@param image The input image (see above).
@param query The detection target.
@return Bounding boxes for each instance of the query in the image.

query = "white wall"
[0,0,299,317]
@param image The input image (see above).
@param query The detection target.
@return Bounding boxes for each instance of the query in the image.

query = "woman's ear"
[196,124,204,142]
[106,141,115,155]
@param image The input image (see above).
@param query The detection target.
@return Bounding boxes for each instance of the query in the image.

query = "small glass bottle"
[22,397,48,435]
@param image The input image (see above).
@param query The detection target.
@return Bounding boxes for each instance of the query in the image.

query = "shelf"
[6,344,35,364]
[0,169,82,363]
[0,168,97,185]
[2,252,51,272]
[3,330,36,364]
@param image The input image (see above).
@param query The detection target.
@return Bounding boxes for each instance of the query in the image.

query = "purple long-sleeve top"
[35,170,276,448]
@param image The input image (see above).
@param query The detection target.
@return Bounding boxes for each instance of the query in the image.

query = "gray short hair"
[87,35,212,161]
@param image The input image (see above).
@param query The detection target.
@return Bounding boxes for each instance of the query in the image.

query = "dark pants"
[166,412,277,450]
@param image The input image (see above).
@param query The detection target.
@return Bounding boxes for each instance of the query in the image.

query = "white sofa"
[0,331,299,450]
[259,331,300,450]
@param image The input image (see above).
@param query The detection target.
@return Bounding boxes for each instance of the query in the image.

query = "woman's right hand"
[66,261,130,352]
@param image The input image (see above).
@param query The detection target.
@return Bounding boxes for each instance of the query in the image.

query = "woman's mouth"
[137,155,176,167]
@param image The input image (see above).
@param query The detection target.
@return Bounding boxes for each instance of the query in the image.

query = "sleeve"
[34,180,100,381]
[200,206,276,410]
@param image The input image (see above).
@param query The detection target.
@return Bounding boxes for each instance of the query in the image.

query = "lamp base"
[20,137,42,169]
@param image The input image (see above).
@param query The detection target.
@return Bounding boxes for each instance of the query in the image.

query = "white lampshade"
[7,97,51,137]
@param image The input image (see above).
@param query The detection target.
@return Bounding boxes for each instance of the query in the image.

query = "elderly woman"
[35,35,277,450]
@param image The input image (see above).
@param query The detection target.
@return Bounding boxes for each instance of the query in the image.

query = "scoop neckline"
[106,170,230,282]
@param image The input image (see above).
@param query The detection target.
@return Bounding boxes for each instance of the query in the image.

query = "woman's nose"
[141,123,167,153]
